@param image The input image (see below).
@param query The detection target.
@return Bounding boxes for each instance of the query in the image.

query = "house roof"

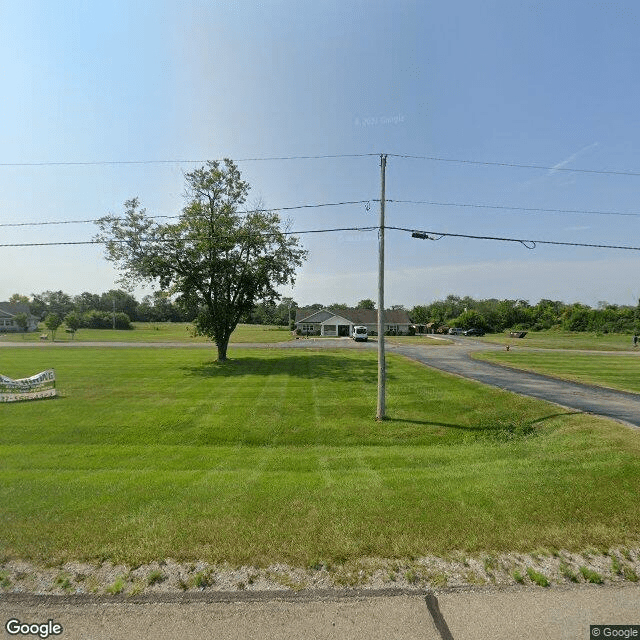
[296,307,411,325]
[0,302,32,318]
[295,309,334,324]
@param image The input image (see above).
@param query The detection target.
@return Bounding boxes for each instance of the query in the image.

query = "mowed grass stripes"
[1,347,639,565]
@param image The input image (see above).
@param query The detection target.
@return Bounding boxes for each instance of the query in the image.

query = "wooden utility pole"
[377,154,387,420]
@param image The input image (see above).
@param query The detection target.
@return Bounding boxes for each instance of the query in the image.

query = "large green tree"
[96,159,307,360]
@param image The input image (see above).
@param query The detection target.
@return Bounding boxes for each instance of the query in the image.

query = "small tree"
[14,312,29,333]
[356,298,375,310]
[64,312,82,339]
[44,313,62,341]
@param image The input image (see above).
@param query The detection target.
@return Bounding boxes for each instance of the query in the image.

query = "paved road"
[2,584,638,639]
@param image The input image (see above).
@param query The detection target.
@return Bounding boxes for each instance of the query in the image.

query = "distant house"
[295,307,413,336]
[0,302,39,332]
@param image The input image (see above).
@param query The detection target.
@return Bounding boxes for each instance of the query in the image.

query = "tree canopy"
[96,159,307,360]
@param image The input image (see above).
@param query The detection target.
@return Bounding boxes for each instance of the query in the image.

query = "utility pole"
[377,154,387,420]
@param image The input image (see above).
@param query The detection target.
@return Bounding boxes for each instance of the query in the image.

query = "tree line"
[10,290,190,328]
[410,295,640,334]
[12,291,639,335]
[8,290,302,331]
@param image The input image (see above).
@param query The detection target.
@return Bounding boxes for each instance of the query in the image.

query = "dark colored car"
[463,328,485,336]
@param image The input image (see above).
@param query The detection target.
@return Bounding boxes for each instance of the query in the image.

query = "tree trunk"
[216,339,229,362]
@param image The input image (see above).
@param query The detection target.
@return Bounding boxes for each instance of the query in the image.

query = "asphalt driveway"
[385,338,640,428]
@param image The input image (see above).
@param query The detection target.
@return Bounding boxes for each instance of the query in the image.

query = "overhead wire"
[0,226,379,248]
[387,226,640,251]
[0,200,373,228]
[386,154,640,177]
[5,225,640,252]
[1,151,639,176]
[7,196,640,228]
[3,152,640,252]
[385,199,640,218]
[0,153,380,167]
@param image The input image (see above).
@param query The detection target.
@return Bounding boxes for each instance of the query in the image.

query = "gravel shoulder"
[2,549,639,597]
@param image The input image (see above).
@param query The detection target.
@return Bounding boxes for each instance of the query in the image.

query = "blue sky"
[2,1,640,308]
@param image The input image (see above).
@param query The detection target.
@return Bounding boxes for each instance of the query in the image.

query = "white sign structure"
[0,370,56,402]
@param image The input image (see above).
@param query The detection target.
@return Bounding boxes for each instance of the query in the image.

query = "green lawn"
[474,350,640,394]
[1,347,639,566]
[0,322,294,344]
[479,330,637,351]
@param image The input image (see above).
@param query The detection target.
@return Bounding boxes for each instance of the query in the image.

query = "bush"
[81,310,132,329]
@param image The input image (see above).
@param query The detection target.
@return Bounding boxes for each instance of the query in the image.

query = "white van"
[352,326,368,342]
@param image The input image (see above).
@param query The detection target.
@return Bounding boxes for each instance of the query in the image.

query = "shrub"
[579,566,603,584]
[147,569,166,585]
[106,577,126,594]
[526,567,550,587]
[81,310,132,329]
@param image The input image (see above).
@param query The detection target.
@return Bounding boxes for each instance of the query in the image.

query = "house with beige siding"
[295,307,412,336]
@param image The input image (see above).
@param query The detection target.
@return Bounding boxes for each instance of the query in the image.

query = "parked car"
[448,327,465,335]
[463,328,485,336]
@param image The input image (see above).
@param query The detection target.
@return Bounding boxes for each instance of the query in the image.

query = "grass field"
[1,347,639,567]
[0,322,294,344]
[479,330,637,351]
[474,350,640,394]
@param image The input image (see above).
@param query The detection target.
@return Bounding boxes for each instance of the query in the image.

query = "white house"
[0,302,39,332]
[295,307,413,336]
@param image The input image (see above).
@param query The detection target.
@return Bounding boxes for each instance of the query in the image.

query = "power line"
[387,199,640,218]
[2,152,639,177]
[0,200,373,228]
[388,226,640,251]
[9,195,640,228]
[0,226,378,248]
[0,153,379,168]
[387,154,640,177]
[5,224,640,252]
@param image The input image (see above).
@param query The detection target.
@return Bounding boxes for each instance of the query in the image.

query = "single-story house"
[0,302,39,332]
[295,307,413,336]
